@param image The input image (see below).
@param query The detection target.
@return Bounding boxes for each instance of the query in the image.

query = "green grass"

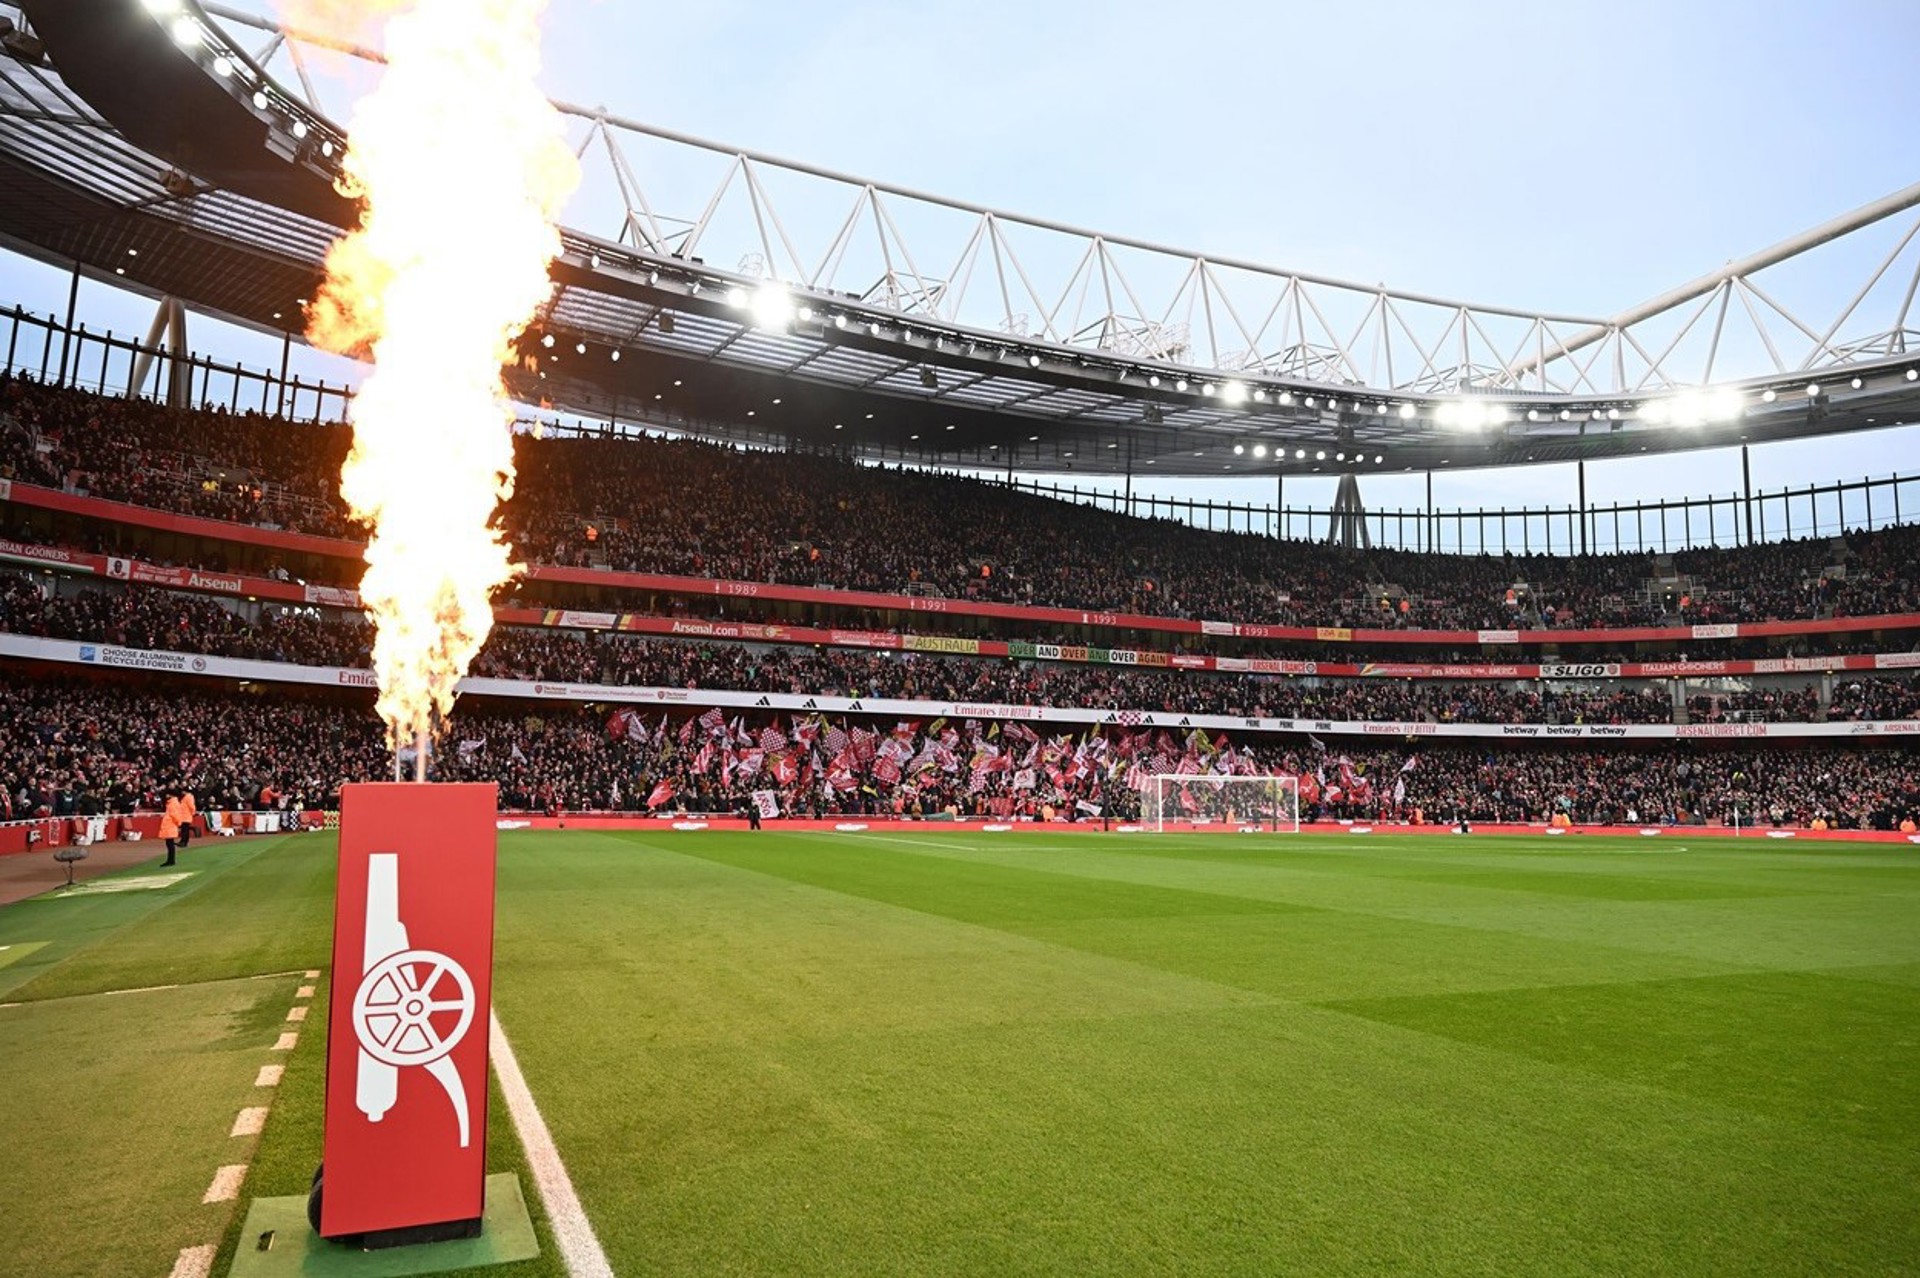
[5,827,1919,1275]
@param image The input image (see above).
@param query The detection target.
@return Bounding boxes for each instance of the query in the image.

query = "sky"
[4,0,1918,542]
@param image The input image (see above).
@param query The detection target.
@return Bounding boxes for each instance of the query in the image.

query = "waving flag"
[645,778,677,810]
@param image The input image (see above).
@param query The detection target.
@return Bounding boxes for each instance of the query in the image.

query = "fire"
[303,0,577,754]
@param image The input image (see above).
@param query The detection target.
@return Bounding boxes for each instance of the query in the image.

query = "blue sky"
[4,0,1917,536]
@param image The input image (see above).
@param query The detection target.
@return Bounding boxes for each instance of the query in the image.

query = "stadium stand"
[3,676,1916,829]
[6,373,1920,631]
[9,568,1917,726]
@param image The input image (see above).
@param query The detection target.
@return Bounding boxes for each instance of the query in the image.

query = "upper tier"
[4,375,1919,646]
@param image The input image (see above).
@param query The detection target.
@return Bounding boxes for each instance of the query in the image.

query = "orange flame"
[305,0,577,752]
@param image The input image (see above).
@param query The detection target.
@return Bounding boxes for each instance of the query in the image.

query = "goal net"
[1140,775,1300,832]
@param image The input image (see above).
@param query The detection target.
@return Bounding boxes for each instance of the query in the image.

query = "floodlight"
[1233,444,1245,455]
[1295,449,1305,459]
[1223,382,1247,404]
[1397,403,1415,419]
[1253,444,1267,457]
[748,283,794,331]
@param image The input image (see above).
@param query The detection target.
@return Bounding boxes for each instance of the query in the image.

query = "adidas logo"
[754,696,771,707]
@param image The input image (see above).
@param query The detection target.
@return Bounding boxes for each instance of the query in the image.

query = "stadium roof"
[3,0,1919,477]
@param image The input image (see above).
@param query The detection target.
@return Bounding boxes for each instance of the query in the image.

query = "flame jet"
[302,0,578,758]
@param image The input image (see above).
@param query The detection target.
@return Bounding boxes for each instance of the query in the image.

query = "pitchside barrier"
[0,810,324,856]
[487,813,1920,844]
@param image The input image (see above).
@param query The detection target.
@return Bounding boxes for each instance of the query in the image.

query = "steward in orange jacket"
[160,794,185,867]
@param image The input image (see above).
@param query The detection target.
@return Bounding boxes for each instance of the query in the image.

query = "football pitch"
[3,828,1918,1276]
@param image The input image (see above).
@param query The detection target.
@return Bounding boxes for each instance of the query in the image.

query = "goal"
[1140,775,1300,832]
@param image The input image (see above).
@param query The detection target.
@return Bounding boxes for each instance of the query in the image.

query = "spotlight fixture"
[919,367,938,388]
[1315,450,1326,461]
[1148,375,1161,388]
[1806,382,1821,397]
[1850,376,1864,390]
[748,283,794,332]
[540,333,555,348]
[1253,444,1267,457]
[1233,444,1245,455]
[610,350,621,362]
[1175,379,1189,392]
[1397,403,1416,419]
[1294,448,1305,459]
[1028,354,1041,368]
[1762,388,1777,402]
[574,342,586,355]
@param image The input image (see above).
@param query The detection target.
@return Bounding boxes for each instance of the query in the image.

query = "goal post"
[1140,775,1300,832]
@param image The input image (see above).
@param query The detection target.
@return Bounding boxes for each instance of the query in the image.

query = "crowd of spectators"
[1686,687,1826,724]
[1828,674,1920,722]
[12,573,1919,728]
[0,572,1727,725]
[4,676,1914,830]
[7,373,1919,631]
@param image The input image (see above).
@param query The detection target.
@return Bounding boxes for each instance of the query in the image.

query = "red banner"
[322,783,497,1239]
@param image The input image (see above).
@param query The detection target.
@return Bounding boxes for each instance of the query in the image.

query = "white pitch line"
[255,1064,284,1088]
[167,1243,215,1278]
[490,1008,614,1278]
[304,969,319,978]
[285,1005,308,1022]
[842,832,990,854]
[272,1031,298,1051]
[230,1107,268,1137]
[295,985,315,999]
[202,1164,247,1204]
[101,983,180,997]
